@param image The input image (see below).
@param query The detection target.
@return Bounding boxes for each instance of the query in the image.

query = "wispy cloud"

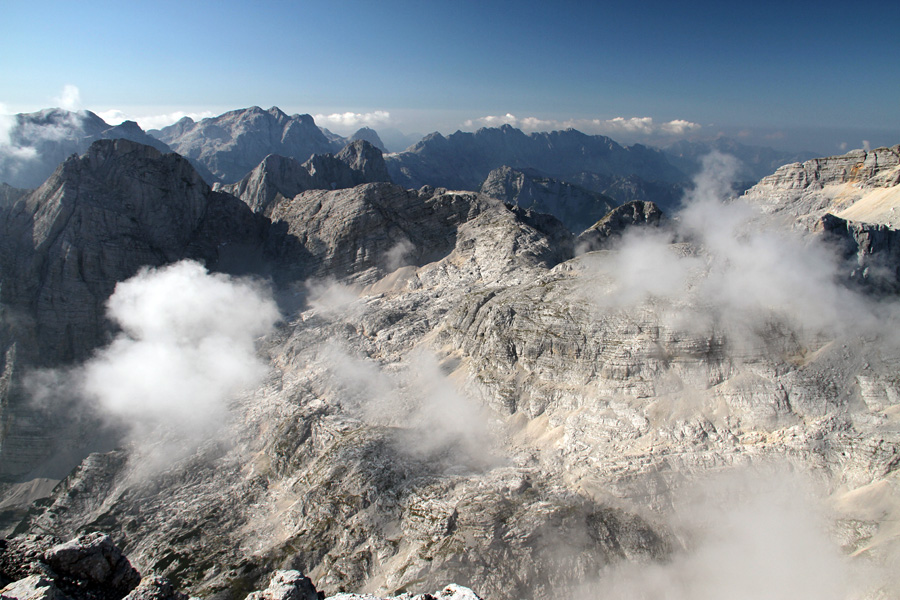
[462,114,701,139]
[53,84,81,111]
[312,110,392,132]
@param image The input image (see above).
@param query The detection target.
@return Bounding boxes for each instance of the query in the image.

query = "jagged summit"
[349,126,387,153]
[479,165,617,234]
[218,139,391,214]
[153,106,344,184]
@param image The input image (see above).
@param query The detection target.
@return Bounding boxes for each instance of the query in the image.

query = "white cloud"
[53,85,81,111]
[95,109,215,130]
[28,261,281,454]
[862,140,871,152]
[312,110,392,132]
[462,114,701,139]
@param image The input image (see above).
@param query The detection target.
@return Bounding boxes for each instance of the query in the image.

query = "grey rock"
[571,172,683,212]
[818,213,900,293]
[479,166,617,234]
[349,128,387,154]
[741,145,900,231]
[154,107,344,184]
[0,139,267,479]
[121,576,188,600]
[575,200,664,252]
[219,141,391,215]
[245,571,317,600]
[44,533,140,596]
[1,575,69,600]
[0,109,171,189]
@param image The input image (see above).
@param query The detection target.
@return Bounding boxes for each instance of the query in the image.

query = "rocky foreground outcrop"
[0,534,480,600]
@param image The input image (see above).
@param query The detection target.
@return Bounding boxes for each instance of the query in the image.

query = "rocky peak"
[153,107,344,184]
[1,110,172,189]
[218,141,391,215]
[575,199,664,251]
[335,140,391,183]
[349,127,387,153]
[0,139,266,478]
[479,165,617,234]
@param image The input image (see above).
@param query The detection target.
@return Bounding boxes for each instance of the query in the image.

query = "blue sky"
[2,0,898,153]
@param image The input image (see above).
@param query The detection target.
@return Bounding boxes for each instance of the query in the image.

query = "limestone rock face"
[0,138,263,367]
[153,107,344,184]
[219,141,391,215]
[575,200,664,252]
[742,145,900,230]
[1,574,68,600]
[0,109,172,189]
[264,183,503,284]
[479,166,617,234]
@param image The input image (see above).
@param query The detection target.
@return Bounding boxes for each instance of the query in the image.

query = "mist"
[592,467,877,600]
[582,151,879,345]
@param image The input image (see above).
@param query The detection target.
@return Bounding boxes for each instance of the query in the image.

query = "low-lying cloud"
[313,110,392,133]
[28,260,280,452]
[462,114,701,139]
[96,109,216,131]
[53,85,82,111]
[593,467,873,600]
[582,151,875,341]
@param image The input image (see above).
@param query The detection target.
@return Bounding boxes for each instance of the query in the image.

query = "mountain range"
[1,105,899,600]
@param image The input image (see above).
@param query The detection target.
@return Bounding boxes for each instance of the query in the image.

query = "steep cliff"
[742,145,900,230]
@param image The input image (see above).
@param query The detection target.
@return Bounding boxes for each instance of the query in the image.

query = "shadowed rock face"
[218,140,391,215]
[385,125,686,192]
[575,200,664,252]
[479,166,617,235]
[0,138,264,367]
[0,139,268,481]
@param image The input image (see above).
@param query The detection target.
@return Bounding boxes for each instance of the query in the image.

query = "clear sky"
[2,0,898,154]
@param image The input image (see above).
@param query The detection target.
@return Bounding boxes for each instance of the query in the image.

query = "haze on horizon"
[2,0,898,155]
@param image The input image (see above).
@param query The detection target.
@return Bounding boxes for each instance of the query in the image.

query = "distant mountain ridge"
[151,106,346,184]
[0,108,172,188]
[385,125,687,194]
[664,137,818,185]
